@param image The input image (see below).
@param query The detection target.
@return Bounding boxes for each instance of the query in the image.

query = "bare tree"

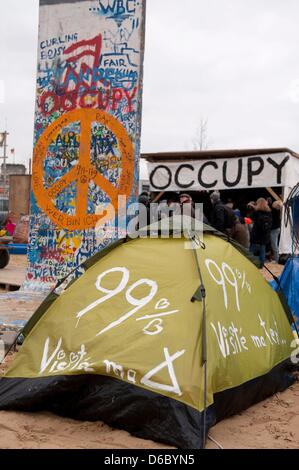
[192,118,209,150]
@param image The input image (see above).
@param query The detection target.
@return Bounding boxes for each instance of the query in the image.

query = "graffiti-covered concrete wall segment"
[26,0,146,291]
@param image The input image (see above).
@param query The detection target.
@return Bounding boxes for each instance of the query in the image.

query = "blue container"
[7,244,28,255]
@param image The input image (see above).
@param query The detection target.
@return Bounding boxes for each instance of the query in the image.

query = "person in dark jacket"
[137,193,151,229]
[250,198,272,267]
[270,199,283,263]
[210,191,237,235]
[231,217,250,249]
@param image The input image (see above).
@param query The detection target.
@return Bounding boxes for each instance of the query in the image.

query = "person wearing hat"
[179,193,195,219]
[210,191,237,235]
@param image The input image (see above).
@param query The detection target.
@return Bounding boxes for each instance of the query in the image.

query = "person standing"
[179,193,195,218]
[231,217,250,249]
[250,198,272,267]
[210,191,237,235]
[270,200,283,263]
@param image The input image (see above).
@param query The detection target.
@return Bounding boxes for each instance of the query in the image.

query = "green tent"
[0,219,295,448]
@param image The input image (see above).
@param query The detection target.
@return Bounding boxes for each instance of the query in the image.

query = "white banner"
[148,153,296,192]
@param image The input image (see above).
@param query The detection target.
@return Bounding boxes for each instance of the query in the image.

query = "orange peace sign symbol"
[32,109,134,231]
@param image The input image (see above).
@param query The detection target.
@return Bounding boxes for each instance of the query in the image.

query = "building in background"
[139,178,150,194]
[1,164,26,176]
[9,175,31,222]
[0,164,27,223]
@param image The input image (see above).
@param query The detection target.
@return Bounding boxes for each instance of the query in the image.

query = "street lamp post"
[0,131,8,187]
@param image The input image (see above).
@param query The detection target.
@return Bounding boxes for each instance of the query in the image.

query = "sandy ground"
[0,353,174,450]
[0,352,298,449]
[0,254,27,293]
[0,255,45,327]
[0,259,298,449]
[207,380,299,449]
[0,254,27,273]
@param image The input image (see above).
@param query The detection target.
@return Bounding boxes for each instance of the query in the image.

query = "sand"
[1,348,299,449]
[0,353,173,450]
[0,260,298,449]
[0,351,298,449]
[206,380,299,449]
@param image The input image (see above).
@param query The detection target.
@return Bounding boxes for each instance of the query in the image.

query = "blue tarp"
[270,257,299,329]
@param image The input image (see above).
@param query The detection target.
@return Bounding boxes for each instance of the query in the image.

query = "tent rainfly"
[0,219,296,448]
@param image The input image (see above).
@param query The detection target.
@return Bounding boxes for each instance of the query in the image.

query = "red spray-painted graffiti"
[39,34,137,116]
[40,87,137,115]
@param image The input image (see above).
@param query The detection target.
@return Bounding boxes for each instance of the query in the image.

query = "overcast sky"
[1,0,299,173]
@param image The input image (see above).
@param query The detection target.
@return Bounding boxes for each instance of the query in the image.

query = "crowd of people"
[138,190,283,268]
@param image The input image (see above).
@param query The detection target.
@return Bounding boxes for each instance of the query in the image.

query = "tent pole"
[188,230,208,448]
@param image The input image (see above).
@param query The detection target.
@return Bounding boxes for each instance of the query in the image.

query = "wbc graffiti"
[25,0,146,291]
